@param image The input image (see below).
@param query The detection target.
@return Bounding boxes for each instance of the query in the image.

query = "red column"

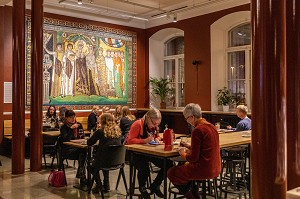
[12,0,26,174]
[287,0,300,190]
[0,7,4,144]
[30,0,44,171]
[251,0,287,198]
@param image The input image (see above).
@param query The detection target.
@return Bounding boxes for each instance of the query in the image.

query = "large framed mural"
[25,17,137,109]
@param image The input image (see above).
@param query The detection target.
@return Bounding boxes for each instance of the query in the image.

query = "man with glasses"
[167,103,221,199]
[126,108,173,199]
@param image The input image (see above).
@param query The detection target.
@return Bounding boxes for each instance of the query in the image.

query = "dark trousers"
[132,153,173,189]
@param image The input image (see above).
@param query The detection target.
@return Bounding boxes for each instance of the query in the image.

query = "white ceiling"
[2,0,250,28]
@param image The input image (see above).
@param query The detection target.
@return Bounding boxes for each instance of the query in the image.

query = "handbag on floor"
[48,169,66,187]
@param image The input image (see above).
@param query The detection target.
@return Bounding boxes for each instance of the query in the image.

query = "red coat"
[167,118,221,185]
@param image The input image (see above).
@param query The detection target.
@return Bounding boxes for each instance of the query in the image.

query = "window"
[163,36,185,108]
[226,23,252,109]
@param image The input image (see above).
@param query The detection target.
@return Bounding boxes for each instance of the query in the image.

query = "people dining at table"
[59,110,87,184]
[126,108,173,199]
[227,105,251,131]
[44,105,59,129]
[167,103,221,199]
[119,106,136,144]
[87,113,122,193]
[88,105,100,131]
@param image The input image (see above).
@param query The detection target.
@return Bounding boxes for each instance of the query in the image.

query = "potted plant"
[149,77,172,109]
[217,87,233,112]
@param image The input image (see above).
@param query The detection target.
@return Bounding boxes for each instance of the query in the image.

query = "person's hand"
[178,147,187,157]
[227,125,232,130]
[71,123,79,129]
[180,141,191,148]
[154,137,161,142]
[144,136,154,143]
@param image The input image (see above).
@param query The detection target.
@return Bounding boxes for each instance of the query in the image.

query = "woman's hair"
[237,105,248,115]
[114,105,122,117]
[102,106,110,113]
[183,103,202,119]
[46,105,57,117]
[100,113,121,138]
[64,109,76,118]
[121,106,136,121]
[92,105,100,112]
[143,108,161,124]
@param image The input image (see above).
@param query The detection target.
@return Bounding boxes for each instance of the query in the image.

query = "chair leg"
[120,168,129,195]
[61,164,67,186]
[115,169,122,190]
[43,152,47,168]
[50,153,56,169]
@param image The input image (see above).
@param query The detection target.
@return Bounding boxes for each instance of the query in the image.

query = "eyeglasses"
[149,117,159,126]
[185,115,192,121]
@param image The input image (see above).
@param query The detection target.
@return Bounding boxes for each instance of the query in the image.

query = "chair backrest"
[94,145,126,170]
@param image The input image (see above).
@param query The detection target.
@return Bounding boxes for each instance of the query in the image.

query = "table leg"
[163,158,167,199]
[129,151,134,199]
[73,146,92,192]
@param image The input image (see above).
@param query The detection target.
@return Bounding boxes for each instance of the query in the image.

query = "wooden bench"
[3,116,89,139]
[76,117,89,132]
[3,119,31,139]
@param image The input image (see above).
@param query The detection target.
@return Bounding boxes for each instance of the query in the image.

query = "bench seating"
[3,119,31,139]
[3,117,89,139]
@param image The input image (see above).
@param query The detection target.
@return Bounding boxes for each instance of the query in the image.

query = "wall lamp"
[78,0,82,5]
[192,60,201,93]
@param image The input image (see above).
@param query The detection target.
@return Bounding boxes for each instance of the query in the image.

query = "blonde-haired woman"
[87,113,122,193]
[120,106,136,143]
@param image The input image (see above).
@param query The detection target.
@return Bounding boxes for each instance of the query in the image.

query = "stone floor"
[0,155,247,199]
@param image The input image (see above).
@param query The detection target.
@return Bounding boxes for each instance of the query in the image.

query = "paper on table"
[70,139,86,143]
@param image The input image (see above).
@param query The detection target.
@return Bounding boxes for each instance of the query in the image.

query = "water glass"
[180,137,187,147]
[79,129,84,138]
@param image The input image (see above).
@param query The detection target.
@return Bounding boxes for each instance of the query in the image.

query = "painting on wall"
[25,17,137,109]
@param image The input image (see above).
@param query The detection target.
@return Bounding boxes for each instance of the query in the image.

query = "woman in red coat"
[167,103,221,199]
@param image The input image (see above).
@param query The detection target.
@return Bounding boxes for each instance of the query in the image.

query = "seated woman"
[227,105,251,131]
[126,108,173,199]
[119,106,136,144]
[87,113,122,193]
[88,105,100,131]
[167,103,221,199]
[59,110,87,183]
[113,105,122,124]
[44,105,59,129]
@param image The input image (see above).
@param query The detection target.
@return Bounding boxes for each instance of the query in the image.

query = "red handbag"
[48,169,66,187]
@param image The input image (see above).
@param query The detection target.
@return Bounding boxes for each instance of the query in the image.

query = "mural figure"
[44,43,64,98]
[75,40,89,95]
[86,45,98,95]
[96,47,107,96]
[114,50,123,98]
[105,49,114,89]
[61,43,76,97]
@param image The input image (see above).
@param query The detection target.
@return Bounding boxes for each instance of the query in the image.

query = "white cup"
[215,123,220,130]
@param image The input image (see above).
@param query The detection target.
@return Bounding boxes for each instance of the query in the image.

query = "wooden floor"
[0,155,246,199]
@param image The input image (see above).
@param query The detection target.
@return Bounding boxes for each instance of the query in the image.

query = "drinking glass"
[180,137,187,147]
[78,129,84,139]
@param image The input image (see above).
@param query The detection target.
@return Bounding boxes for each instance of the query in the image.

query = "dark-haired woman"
[60,110,87,183]
[45,105,59,129]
